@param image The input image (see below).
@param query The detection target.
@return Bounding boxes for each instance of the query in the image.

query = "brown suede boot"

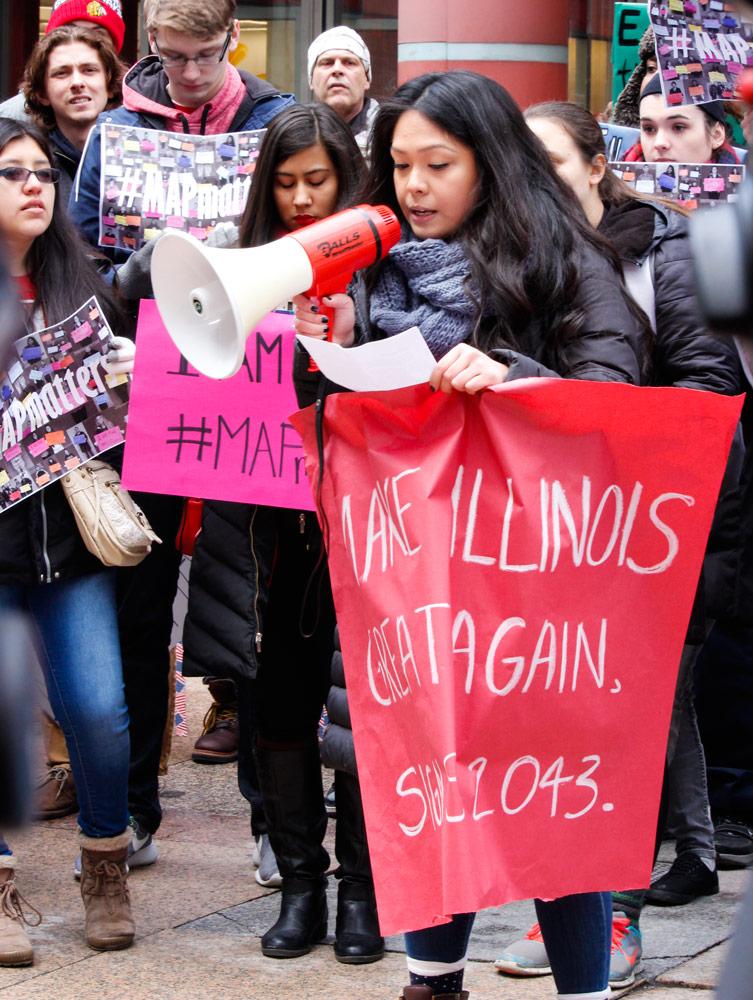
[79,831,134,951]
[35,715,78,820]
[35,764,78,820]
[0,858,41,967]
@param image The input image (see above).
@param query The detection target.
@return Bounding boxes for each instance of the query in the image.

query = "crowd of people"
[0,2,752,998]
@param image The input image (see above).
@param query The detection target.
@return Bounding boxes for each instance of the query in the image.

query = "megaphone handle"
[307,301,337,373]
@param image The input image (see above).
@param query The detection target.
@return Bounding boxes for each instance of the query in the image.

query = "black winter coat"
[182,501,329,682]
[598,199,740,394]
[49,127,81,211]
[599,198,743,628]
[0,484,103,586]
[182,501,265,679]
[0,267,124,587]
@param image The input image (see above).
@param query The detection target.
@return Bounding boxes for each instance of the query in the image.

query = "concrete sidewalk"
[1,678,748,1000]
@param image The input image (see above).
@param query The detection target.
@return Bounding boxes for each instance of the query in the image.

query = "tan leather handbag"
[60,460,161,567]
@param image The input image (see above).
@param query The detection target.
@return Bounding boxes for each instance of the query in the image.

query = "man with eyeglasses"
[67,0,294,883]
[70,0,294,252]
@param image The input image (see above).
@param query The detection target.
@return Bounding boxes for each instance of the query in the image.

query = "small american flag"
[174,642,188,736]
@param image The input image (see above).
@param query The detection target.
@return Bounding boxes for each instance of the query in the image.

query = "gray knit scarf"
[367,236,478,359]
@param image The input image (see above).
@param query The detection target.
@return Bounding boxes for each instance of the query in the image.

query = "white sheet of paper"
[297,327,436,392]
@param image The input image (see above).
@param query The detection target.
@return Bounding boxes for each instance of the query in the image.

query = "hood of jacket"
[121,55,285,133]
[598,197,690,267]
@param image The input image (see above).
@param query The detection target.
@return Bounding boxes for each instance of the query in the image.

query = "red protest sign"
[292,378,741,936]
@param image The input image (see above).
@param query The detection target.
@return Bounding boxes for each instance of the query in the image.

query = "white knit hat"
[307,26,371,85]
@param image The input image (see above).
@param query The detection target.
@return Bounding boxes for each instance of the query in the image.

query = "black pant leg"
[117,492,183,834]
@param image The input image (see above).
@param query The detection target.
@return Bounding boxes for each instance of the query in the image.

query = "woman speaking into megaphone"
[293,71,650,1000]
[180,104,388,964]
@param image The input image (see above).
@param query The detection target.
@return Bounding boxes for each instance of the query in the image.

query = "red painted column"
[121,3,142,68]
[397,0,569,107]
[8,2,41,94]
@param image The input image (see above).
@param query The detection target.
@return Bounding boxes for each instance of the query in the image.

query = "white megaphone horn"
[151,204,401,379]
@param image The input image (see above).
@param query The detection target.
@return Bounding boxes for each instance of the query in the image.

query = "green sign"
[612,2,650,103]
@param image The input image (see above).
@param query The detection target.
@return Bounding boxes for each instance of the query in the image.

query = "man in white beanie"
[308,26,379,156]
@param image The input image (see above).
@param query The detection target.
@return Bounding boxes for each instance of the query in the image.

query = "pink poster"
[122,300,314,509]
[292,379,741,935]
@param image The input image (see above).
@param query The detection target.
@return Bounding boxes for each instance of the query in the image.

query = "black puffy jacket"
[182,501,265,679]
[599,198,743,629]
[320,627,355,773]
[182,501,329,682]
[598,199,740,394]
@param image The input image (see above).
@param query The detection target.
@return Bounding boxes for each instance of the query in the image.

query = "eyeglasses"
[0,166,60,184]
[154,31,232,69]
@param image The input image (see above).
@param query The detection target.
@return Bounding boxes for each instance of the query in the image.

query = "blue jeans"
[0,571,130,838]
[405,891,611,994]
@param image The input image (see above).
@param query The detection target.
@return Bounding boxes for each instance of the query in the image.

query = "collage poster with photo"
[610,160,745,208]
[98,123,266,252]
[0,297,129,512]
[649,1,753,106]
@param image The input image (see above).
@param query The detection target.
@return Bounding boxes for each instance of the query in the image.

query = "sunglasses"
[0,166,60,184]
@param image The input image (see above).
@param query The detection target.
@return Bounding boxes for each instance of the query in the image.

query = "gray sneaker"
[609,915,642,988]
[254,834,282,888]
[495,916,642,987]
[494,923,551,976]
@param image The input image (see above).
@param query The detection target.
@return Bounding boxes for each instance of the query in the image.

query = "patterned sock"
[409,969,465,994]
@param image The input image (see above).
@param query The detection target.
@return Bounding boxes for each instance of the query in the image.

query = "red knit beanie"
[46,0,125,53]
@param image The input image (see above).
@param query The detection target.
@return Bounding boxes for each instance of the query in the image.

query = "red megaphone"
[151,205,402,379]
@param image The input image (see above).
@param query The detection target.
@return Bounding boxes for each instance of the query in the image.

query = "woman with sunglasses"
[67,0,296,864]
[0,119,136,965]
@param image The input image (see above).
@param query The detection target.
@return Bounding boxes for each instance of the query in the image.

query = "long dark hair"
[524,100,688,216]
[362,71,630,353]
[0,119,126,334]
[239,103,366,248]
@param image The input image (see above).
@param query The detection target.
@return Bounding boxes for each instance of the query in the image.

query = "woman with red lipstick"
[239,103,364,241]
[0,119,136,963]
[182,104,384,963]
[294,71,650,1000]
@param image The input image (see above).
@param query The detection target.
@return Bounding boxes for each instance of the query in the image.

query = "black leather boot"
[260,877,328,958]
[335,878,384,964]
[333,769,384,963]
[256,741,330,959]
